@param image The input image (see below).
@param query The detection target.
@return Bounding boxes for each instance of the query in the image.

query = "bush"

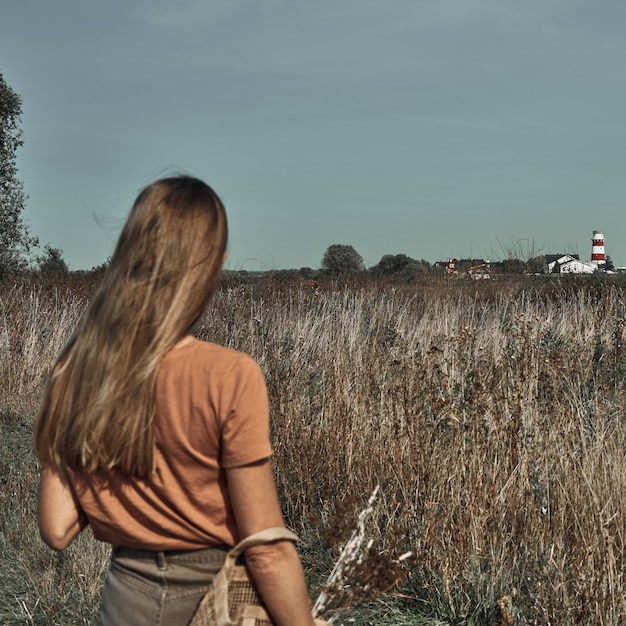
[321,244,364,275]
[36,244,69,278]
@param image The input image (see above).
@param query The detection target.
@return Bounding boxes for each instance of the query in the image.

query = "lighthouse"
[591,230,606,265]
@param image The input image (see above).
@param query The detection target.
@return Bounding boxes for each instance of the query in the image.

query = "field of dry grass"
[1,274,625,624]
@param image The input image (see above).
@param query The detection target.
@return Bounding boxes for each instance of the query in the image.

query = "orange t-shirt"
[68,339,272,550]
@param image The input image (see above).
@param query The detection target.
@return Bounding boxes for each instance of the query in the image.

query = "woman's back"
[68,338,272,550]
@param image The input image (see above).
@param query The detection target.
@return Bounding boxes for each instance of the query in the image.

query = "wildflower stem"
[312,485,380,618]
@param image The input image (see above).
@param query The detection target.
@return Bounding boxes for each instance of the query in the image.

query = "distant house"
[545,254,579,265]
[547,254,596,274]
[434,259,457,273]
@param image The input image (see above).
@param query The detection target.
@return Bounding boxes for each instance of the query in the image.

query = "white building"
[547,255,596,274]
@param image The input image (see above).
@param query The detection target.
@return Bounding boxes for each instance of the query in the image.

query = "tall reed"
[2,275,626,624]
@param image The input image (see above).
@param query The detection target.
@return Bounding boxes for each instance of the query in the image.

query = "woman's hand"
[226,458,316,626]
[38,464,87,550]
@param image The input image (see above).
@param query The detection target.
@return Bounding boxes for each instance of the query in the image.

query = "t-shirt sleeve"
[220,356,273,468]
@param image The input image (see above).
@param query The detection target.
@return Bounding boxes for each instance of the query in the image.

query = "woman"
[35,176,323,625]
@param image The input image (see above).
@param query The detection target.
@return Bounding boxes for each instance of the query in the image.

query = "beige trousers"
[100,544,228,626]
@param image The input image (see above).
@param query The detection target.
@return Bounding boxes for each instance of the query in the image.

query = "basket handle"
[229,526,299,559]
[214,527,299,626]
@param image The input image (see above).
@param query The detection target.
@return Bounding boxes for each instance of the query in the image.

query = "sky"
[2,0,626,271]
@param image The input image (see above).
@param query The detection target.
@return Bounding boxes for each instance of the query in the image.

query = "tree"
[321,244,364,275]
[527,255,547,274]
[0,71,34,279]
[370,253,432,283]
[36,244,68,278]
[500,258,526,275]
[371,253,413,276]
[490,237,547,275]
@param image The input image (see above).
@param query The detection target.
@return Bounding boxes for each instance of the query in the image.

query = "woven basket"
[190,527,299,626]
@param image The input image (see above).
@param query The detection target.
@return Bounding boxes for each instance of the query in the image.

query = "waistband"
[112,544,230,566]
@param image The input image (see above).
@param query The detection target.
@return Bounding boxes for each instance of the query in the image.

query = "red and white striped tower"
[591,230,606,265]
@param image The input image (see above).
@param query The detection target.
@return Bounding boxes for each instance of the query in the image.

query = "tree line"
[0,71,69,280]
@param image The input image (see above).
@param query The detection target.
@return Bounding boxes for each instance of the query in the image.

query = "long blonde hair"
[34,176,228,477]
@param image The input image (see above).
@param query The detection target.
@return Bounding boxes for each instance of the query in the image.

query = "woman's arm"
[38,464,87,551]
[226,458,317,626]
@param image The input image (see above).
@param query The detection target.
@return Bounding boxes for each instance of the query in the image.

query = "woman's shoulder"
[167,338,261,374]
